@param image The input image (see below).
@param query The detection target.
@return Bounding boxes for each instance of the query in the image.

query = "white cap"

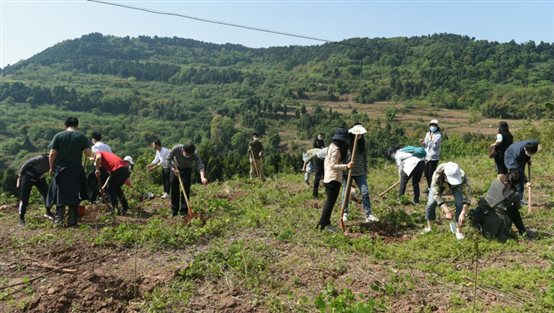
[443,162,462,185]
[123,156,134,165]
[429,119,439,126]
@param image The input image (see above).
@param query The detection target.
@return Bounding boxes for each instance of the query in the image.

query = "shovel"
[339,124,367,232]
[249,149,260,178]
[173,166,199,222]
[527,162,532,213]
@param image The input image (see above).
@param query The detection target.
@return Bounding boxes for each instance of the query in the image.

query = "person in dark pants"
[490,121,513,180]
[483,172,530,236]
[388,147,425,204]
[504,140,539,204]
[316,128,353,232]
[421,119,443,189]
[312,133,326,198]
[16,154,53,226]
[312,148,327,199]
[95,151,132,214]
[302,148,327,199]
[167,144,207,217]
[48,116,91,227]
[248,133,265,180]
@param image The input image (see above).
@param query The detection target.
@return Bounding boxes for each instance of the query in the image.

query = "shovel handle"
[173,166,194,216]
[527,163,532,213]
[339,135,360,232]
[379,181,401,197]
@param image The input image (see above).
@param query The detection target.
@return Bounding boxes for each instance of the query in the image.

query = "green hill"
[0,33,553,193]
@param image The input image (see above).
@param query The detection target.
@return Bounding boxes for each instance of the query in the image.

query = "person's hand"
[346,161,354,169]
[49,169,54,176]
[526,182,531,188]
[441,204,452,220]
[420,138,424,145]
[458,212,466,226]
[528,159,532,166]
[95,170,101,178]
[258,152,263,158]
[173,168,180,175]
[201,177,208,185]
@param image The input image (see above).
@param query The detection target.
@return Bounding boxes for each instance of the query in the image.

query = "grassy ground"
[0,154,553,312]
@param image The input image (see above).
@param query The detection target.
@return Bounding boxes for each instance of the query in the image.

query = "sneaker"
[449,221,457,234]
[342,213,348,222]
[455,231,465,240]
[161,193,169,199]
[421,227,432,234]
[44,211,55,220]
[365,215,379,222]
[325,225,338,233]
[18,218,25,226]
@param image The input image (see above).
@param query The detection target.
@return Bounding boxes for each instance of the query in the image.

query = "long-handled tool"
[527,162,532,213]
[249,149,260,178]
[379,181,401,198]
[173,166,199,222]
[339,125,367,232]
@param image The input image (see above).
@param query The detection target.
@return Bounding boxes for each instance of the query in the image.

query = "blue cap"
[332,128,349,141]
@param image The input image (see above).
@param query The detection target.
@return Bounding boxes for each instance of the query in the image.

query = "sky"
[1,0,553,68]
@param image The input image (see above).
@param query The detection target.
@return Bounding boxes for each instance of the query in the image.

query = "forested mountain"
[0,33,553,193]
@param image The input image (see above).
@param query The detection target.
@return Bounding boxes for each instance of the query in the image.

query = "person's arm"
[49,149,58,176]
[84,148,92,158]
[94,153,102,177]
[147,153,161,170]
[329,146,351,171]
[431,173,444,205]
[431,133,442,149]
[195,153,208,184]
[394,154,404,178]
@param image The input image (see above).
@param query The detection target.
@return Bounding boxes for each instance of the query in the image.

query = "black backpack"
[469,198,513,242]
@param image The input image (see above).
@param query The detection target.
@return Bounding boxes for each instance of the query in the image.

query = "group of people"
[309,119,539,240]
[16,116,209,226]
[16,116,540,241]
[16,117,135,226]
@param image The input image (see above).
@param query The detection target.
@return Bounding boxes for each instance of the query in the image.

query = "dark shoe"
[19,218,25,226]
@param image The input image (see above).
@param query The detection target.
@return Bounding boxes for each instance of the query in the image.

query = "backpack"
[401,146,427,158]
[469,198,512,242]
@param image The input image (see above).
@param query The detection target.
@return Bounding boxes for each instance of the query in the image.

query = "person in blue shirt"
[504,140,539,204]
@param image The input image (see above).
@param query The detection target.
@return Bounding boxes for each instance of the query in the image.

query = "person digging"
[94,151,132,215]
[248,133,265,180]
[422,162,471,240]
[166,143,207,217]
[16,153,54,226]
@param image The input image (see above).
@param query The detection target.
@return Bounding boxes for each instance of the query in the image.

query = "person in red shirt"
[94,151,132,214]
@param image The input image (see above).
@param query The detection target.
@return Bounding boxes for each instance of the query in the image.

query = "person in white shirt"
[91,132,112,154]
[389,147,426,204]
[147,139,170,198]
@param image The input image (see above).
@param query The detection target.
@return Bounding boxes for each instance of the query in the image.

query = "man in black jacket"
[17,154,53,226]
